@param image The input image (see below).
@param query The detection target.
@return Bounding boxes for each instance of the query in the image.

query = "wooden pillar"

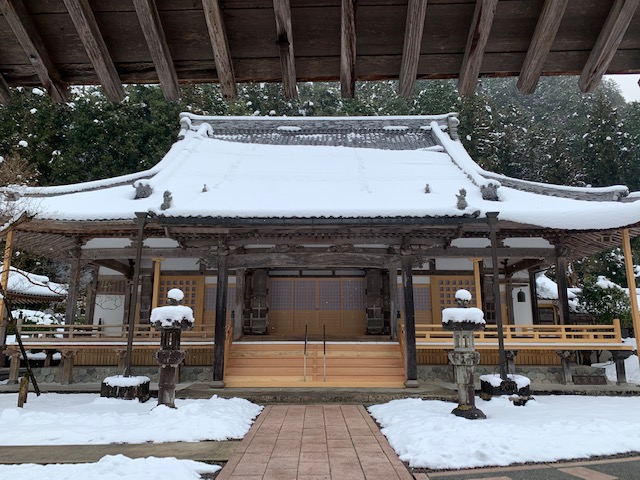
[622,229,640,340]
[85,265,98,325]
[401,254,418,387]
[65,244,82,326]
[472,258,483,308]
[234,268,245,340]
[124,212,147,377]
[529,268,541,324]
[151,257,164,309]
[213,251,229,387]
[555,245,571,325]
[61,349,77,385]
[139,273,153,324]
[0,228,15,348]
[487,212,508,380]
[388,262,399,340]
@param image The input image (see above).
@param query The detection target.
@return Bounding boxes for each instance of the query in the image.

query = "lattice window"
[319,280,341,310]
[342,278,365,310]
[294,279,316,310]
[270,279,294,310]
[434,276,476,310]
[414,285,431,311]
[202,285,237,310]
[158,276,200,312]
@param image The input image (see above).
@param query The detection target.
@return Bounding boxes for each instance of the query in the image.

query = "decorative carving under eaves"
[328,244,355,253]
[271,244,303,253]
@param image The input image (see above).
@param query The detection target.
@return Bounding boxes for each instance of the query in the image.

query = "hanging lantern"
[517,289,526,303]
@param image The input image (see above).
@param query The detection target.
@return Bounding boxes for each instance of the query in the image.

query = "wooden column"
[529,268,541,324]
[234,268,245,340]
[139,273,153,324]
[0,228,15,348]
[622,229,640,340]
[65,243,82,326]
[124,212,147,377]
[213,251,229,386]
[487,212,508,380]
[472,258,483,308]
[85,265,98,325]
[388,262,399,340]
[555,246,571,325]
[151,257,163,309]
[401,254,418,387]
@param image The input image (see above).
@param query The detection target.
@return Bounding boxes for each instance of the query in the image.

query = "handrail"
[323,324,326,382]
[415,319,628,346]
[303,324,308,382]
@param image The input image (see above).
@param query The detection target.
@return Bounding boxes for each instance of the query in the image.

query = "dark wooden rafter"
[201,0,237,100]
[458,0,499,97]
[398,0,428,98]
[517,0,569,94]
[272,0,297,99]
[340,0,357,98]
[0,0,68,102]
[63,0,124,102]
[132,0,180,101]
[0,73,11,104]
[505,258,545,277]
[578,0,640,93]
[92,259,134,278]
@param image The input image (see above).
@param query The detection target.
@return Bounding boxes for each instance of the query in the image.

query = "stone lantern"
[150,288,194,408]
[442,289,486,420]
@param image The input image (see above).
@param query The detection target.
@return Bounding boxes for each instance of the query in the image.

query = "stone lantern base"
[451,405,486,420]
[479,375,531,403]
[100,377,150,402]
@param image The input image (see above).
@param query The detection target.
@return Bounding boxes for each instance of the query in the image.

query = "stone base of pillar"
[556,350,574,384]
[404,379,419,388]
[452,405,486,420]
[210,380,226,389]
[611,350,633,385]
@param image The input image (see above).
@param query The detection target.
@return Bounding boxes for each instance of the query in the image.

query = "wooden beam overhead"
[273,0,297,99]
[92,259,133,278]
[517,0,569,94]
[0,0,68,102]
[132,0,180,101]
[398,0,428,98]
[340,0,357,98]
[578,0,640,93]
[458,0,499,97]
[201,0,237,100]
[0,73,11,104]
[63,0,124,102]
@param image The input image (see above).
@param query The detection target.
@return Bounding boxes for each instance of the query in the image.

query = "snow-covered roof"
[535,273,578,301]
[3,113,640,231]
[1,267,67,302]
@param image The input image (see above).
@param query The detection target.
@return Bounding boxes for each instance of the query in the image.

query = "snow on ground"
[0,393,261,478]
[0,455,220,480]
[0,393,262,445]
[369,395,640,470]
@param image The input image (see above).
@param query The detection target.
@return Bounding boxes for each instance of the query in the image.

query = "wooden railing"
[13,324,216,345]
[415,319,633,350]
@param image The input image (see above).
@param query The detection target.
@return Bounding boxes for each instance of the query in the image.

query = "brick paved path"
[217,405,413,480]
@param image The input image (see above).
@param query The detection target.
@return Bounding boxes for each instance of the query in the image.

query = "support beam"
[398,0,428,98]
[212,251,229,386]
[578,0,640,93]
[63,0,124,102]
[201,0,237,100]
[0,229,15,348]
[273,0,297,99]
[340,0,357,98]
[517,0,569,94]
[555,246,571,325]
[0,0,68,102]
[132,0,180,101]
[457,0,499,97]
[472,258,483,308]
[388,262,399,340]
[505,258,545,277]
[0,74,11,105]
[85,264,98,325]
[228,252,401,269]
[234,268,245,340]
[622,229,640,342]
[151,257,163,309]
[401,255,418,387]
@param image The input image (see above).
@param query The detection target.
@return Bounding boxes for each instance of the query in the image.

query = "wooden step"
[224,341,406,388]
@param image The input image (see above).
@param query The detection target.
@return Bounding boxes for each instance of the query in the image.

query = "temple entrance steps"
[223,342,406,388]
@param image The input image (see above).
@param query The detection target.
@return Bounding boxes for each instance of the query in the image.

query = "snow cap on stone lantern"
[150,288,195,329]
[442,289,486,330]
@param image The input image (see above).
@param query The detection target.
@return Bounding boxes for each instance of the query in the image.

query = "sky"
[609,74,640,102]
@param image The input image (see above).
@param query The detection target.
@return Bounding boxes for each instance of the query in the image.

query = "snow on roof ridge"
[430,121,500,200]
[180,112,457,124]
[479,169,629,202]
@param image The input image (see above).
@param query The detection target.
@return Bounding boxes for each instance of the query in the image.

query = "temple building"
[1,113,639,387]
